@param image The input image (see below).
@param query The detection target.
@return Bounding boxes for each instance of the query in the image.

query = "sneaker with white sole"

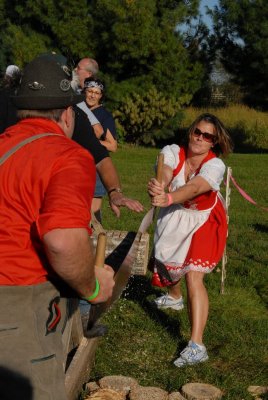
[174,341,209,367]
[154,294,184,311]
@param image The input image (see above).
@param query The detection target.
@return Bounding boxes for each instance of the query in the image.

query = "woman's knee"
[185,271,205,291]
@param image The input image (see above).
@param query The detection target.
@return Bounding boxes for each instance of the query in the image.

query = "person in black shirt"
[73,105,143,216]
[0,65,21,133]
[82,77,118,222]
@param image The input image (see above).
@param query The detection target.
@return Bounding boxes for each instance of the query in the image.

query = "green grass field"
[89,146,268,400]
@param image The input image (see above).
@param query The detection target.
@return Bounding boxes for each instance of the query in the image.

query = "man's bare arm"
[96,157,144,217]
[43,227,114,302]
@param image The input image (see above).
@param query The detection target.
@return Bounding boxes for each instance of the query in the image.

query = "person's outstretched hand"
[108,191,144,218]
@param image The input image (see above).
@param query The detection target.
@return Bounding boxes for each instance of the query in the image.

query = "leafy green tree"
[211,0,268,109]
[88,0,205,103]
[0,0,211,140]
[2,24,51,67]
[0,0,94,69]
[114,86,188,145]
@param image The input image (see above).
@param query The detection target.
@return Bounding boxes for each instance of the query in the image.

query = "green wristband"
[83,278,100,302]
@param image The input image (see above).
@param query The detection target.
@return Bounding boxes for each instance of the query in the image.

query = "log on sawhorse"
[91,229,150,276]
[64,230,150,400]
[64,304,99,400]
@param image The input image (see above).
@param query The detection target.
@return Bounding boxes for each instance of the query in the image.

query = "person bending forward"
[148,113,233,367]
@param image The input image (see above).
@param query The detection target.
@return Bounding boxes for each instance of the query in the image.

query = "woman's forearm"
[162,167,173,187]
[151,176,212,207]
[92,123,104,139]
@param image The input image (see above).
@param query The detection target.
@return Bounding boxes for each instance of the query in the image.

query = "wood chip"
[84,388,125,400]
[129,386,168,400]
[247,386,268,396]
[86,381,100,394]
[99,375,139,395]
[181,383,222,400]
[169,392,187,399]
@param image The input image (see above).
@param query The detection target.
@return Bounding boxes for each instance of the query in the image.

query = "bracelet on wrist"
[83,278,100,302]
[108,187,123,196]
[166,193,173,206]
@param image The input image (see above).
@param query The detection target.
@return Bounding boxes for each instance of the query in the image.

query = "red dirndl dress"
[152,146,228,287]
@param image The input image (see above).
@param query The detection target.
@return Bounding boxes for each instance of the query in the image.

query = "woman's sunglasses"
[192,128,217,143]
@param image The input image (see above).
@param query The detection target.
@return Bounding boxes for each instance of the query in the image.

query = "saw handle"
[156,153,164,183]
[94,232,107,268]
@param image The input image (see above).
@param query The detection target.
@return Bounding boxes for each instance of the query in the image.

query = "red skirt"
[152,199,228,287]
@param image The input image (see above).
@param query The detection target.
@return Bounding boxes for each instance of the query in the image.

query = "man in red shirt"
[0,55,114,399]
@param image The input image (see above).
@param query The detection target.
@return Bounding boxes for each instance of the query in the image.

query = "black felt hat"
[13,54,84,109]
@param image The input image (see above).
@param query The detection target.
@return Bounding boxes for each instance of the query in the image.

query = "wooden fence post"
[220,166,232,294]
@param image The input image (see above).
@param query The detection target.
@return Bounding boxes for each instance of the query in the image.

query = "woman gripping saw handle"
[148,113,233,367]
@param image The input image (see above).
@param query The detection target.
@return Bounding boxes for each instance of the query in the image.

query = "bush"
[113,86,190,146]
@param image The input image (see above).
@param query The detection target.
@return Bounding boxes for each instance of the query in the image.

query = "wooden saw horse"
[64,227,150,400]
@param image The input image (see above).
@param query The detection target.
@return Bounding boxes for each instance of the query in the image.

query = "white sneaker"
[174,341,209,367]
[154,294,184,311]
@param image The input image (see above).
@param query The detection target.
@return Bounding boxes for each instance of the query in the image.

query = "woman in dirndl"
[147,113,233,367]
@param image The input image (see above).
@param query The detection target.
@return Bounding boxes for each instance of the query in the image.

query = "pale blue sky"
[199,0,219,31]
[177,0,219,34]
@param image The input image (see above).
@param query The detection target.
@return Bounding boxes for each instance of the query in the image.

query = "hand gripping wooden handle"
[156,153,164,183]
[95,232,107,268]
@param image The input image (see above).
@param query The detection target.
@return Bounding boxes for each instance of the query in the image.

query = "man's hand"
[96,158,143,217]
[108,191,144,218]
[89,264,115,304]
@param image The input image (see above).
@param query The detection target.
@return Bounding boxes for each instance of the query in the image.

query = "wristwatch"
[108,188,123,195]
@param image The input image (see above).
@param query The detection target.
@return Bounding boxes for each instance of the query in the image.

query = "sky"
[199,0,219,31]
[177,0,219,34]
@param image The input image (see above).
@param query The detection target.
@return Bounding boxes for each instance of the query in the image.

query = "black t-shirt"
[72,105,109,165]
[0,88,18,133]
[91,105,117,140]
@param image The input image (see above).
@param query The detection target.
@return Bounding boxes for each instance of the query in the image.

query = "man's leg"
[0,282,68,400]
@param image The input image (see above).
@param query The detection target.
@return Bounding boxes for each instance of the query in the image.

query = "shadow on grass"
[252,223,268,234]
[122,275,187,351]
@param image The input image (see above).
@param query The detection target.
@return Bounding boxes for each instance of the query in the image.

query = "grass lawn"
[89,145,268,400]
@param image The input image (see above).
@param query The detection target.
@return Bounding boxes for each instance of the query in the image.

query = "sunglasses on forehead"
[193,128,217,143]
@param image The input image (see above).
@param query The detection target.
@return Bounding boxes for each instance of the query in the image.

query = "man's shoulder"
[54,134,94,161]
[73,104,90,123]
[37,132,95,170]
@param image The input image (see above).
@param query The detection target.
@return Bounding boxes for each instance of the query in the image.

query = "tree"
[87,0,205,104]
[211,0,268,109]
[0,0,215,142]
[0,0,207,105]
[114,86,188,145]
[0,0,94,69]
[2,24,51,67]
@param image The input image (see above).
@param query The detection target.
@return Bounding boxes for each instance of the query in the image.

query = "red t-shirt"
[0,118,96,285]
